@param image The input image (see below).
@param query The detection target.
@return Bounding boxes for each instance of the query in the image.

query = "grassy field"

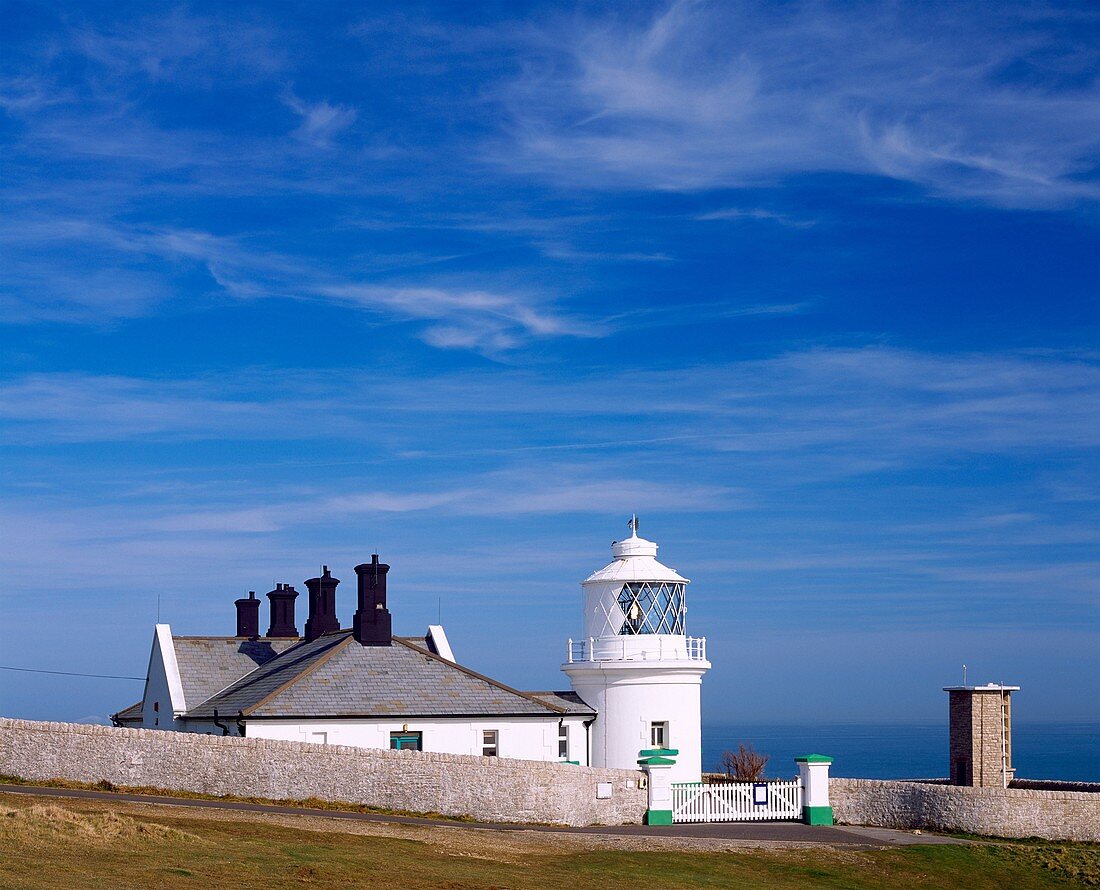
[1,793,1097,888]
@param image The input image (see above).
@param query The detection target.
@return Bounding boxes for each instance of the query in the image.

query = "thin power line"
[0,665,144,681]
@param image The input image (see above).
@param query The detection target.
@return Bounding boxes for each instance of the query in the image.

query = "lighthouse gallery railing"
[566,636,707,663]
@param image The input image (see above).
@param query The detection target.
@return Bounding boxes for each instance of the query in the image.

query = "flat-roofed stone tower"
[943,683,1019,787]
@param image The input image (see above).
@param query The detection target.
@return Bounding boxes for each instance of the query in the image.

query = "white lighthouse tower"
[563,517,710,784]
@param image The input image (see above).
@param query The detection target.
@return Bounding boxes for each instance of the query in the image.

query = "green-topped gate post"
[638,747,678,825]
[795,754,833,825]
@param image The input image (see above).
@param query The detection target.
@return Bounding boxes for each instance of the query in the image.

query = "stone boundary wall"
[0,718,646,827]
[831,778,1100,842]
[1012,779,1100,793]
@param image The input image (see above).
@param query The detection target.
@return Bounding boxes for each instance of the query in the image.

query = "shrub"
[721,744,769,781]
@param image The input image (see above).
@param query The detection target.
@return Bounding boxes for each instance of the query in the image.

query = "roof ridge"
[180,635,317,710]
[392,637,567,715]
[187,634,348,716]
[109,700,143,720]
[240,634,354,717]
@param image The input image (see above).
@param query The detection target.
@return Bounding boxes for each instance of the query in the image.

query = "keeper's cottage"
[114,518,710,782]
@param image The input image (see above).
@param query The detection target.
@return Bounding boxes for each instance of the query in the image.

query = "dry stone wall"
[831,778,1099,842]
[1012,779,1100,793]
[0,718,646,827]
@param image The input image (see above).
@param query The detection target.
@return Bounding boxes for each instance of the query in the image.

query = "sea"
[702,722,1100,783]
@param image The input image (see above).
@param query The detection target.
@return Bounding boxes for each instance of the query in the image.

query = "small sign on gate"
[752,782,768,807]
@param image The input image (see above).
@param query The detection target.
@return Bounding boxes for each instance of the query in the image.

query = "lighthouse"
[563,517,711,783]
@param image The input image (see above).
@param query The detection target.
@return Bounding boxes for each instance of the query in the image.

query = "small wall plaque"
[596,782,613,799]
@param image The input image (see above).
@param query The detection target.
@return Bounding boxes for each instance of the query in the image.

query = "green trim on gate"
[795,754,833,764]
[646,809,674,826]
[803,805,833,826]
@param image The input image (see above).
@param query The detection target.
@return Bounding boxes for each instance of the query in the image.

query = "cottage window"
[482,730,499,757]
[558,724,569,759]
[390,731,422,751]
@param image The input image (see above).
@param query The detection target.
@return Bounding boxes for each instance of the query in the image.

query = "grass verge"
[0,773,475,823]
[0,793,1097,889]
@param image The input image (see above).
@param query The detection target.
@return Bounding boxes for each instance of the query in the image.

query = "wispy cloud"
[67,9,283,86]
[3,347,1095,463]
[694,207,815,228]
[0,74,68,114]
[493,1,1100,206]
[144,472,734,534]
[535,241,675,263]
[0,373,296,441]
[0,218,598,354]
[282,90,358,147]
[317,282,602,352]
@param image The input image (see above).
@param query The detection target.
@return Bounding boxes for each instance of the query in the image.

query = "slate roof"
[111,700,143,725]
[525,691,596,715]
[183,631,573,720]
[395,634,437,654]
[172,637,296,710]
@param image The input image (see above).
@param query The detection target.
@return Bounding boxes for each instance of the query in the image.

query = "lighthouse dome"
[583,521,688,586]
[580,517,690,639]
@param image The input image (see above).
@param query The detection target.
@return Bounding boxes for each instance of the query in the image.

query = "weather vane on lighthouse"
[628,514,639,536]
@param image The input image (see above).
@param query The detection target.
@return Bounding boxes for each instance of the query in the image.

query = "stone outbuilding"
[943,682,1019,787]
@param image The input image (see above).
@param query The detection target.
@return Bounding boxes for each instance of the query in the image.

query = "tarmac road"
[0,783,961,848]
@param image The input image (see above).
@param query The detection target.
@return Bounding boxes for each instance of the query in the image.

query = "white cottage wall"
[243,715,591,763]
[141,624,185,731]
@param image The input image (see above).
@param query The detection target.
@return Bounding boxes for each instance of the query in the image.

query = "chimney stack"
[353,554,391,646]
[234,590,260,638]
[266,583,300,638]
[304,566,340,642]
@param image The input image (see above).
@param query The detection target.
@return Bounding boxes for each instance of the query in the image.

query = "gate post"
[638,747,678,826]
[795,754,833,825]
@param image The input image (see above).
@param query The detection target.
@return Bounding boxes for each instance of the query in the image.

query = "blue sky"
[1,1,1097,728]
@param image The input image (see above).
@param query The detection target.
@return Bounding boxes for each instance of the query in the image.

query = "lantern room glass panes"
[616,582,685,635]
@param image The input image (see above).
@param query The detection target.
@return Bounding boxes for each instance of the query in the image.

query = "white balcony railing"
[566,635,707,664]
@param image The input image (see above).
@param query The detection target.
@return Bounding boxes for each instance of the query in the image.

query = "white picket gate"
[671,779,802,823]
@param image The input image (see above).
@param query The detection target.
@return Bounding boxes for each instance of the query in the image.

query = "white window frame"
[482,729,499,757]
[558,723,569,759]
[650,721,669,749]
